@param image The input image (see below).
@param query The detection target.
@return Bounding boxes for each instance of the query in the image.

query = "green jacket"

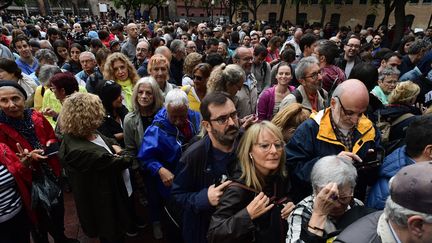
[59,133,132,240]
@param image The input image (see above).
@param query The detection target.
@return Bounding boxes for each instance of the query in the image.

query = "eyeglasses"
[346,43,361,49]
[254,141,285,152]
[335,96,363,119]
[136,48,148,53]
[331,193,354,204]
[186,45,196,49]
[209,111,238,125]
[241,57,253,62]
[103,80,116,87]
[304,71,322,80]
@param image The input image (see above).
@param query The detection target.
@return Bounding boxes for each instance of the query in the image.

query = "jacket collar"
[312,108,376,153]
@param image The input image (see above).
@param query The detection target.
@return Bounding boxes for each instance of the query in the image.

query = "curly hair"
[388,81,420,105]
[183,52,203,76]
[59,93,105,138]
[103,52,139,85]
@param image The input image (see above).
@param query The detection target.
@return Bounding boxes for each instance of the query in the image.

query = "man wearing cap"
[212,26,223,40]
[335,162,432,243]
[367,116,432,210]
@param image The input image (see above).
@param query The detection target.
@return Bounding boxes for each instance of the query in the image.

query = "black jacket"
[207,176,291,243]
[334,211,383,243]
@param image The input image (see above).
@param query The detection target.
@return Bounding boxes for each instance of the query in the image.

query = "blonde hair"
[207,64,245,93]
[60,93,105,138]
[237,121,286,191]
[103,52,139,85]
[183,52,203,76]
[272,103,311,141]
[148,54,170,72]
[388,81,420,105]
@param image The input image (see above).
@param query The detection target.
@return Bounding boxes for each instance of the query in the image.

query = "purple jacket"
[321,65,346,92]
[257,85,295,121]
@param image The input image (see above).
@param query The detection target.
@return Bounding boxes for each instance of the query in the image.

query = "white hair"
[384,197,432,227]
[164,88,189,108]
[310,155,357,195]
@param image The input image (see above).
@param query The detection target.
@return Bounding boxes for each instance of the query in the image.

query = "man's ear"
[202,120,211,133]
[298,78,306,86]
[330,97,337,110]
[422,144,432,159]
[407,215,425,238]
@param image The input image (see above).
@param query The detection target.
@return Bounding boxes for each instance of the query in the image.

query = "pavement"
[59,192,168,243]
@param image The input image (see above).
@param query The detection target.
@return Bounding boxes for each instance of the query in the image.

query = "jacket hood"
[380,146,414,178]
[152,107,201,135]
[322,65,345,80]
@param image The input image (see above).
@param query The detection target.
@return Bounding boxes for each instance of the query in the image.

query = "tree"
[279,0,287,25]
[221,0,240,23]
[112,0,142,19]
[183,0,194,17]
[241,0,265,22]
[391,0,408,49]
[379,0,396,27]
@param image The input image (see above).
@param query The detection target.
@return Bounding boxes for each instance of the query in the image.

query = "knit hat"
[0,80,28,100]
[389,162,432,214]
[87,31,99,39]
[97,80,122,112]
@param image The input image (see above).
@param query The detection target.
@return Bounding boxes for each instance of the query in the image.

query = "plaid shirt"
[286,195,363,243]
[330,112,355,151]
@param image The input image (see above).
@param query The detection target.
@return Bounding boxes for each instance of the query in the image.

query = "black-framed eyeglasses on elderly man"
[335,96,363,119]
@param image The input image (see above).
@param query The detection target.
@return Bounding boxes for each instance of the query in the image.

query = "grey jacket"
[235,74,258,119]
[123,111,144,169]
[334,211,384,243]
[280,85,328,112]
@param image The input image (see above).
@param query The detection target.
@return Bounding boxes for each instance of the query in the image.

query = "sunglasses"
[194,75,204,81]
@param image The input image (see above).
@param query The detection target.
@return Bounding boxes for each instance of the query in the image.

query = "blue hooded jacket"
[366,146,415,209]
[138,107,201,198]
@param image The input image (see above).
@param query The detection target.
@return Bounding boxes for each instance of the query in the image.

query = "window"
[423,0,432,3]
[310,0,318,4]
[409,0,419,3]
[371,0,380,3]
[345,0,353,4]
[269,12,277,25]
[359,0,367,4]
[297,13,307,26]
[334,0,342,4]
[330,13,341,26]
[365,14,376,28]
[300,0,308,4]
[262,0,268,4]
[270,0,277,3]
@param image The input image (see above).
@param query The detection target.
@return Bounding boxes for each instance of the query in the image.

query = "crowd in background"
[0,10,432,243]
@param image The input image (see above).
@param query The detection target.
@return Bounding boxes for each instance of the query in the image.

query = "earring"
[249,153,253,160]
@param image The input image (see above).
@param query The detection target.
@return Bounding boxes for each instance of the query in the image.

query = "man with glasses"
[133,40,150,77]
[286,79,380,203]
[172,92,242,243]
[280,56,328,112]
[121,23,139,61]
[335,36,363,77]
[233,46,258,119]
[186,40,197,55]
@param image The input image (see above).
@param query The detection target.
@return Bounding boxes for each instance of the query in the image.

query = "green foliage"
[13,0,25,6]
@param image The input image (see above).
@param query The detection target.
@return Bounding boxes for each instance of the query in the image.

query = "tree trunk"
[37,0,47,16]
[295,1,300,25]
[320,2,326,26]
[71,0,79,15]
[391,0,407,50]
[380,0,395,27]
[279,0,287,25]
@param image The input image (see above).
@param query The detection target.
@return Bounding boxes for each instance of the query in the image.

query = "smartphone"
[44,143,60,157]
[215,174,227,187]
[363,150,378,163]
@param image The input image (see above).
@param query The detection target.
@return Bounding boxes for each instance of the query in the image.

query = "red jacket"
[0,110,61,223]
[0,143,34,223]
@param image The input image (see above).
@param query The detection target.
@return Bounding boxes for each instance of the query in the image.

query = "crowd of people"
[0,12,432,243]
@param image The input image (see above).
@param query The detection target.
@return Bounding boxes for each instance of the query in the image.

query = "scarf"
[116,78,133,111]
[0,109,42,149]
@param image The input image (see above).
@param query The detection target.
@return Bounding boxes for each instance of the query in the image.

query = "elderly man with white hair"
[138,89,201,240]
[335,162,432,243]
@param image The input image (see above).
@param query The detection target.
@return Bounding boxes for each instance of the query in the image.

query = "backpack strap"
[391,113,415,127]
[292,89,303,104]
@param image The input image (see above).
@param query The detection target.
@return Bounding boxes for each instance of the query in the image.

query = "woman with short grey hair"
[287,155,368,243]
[207,63,245,98]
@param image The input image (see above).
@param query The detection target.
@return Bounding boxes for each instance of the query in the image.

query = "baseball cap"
[389,162,432,214]
[213,26,222,32]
